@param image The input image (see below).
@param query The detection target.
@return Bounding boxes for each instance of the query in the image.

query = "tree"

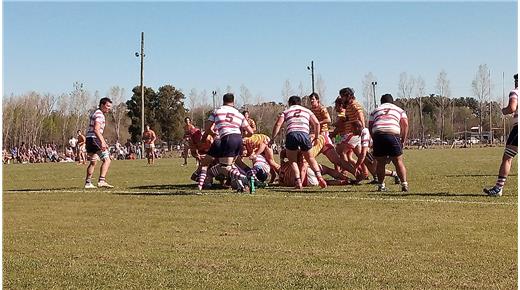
[155,85,186,145]
[126,86,156,142]
[362,73,377,112]
[239,84,252,109]
[315,75,326,105]
[472,64,491,142]
[415,77,426,144]
[281,79,293,104]
[187,88,198,119]
[109,86,127,142]
[436,70,451,141]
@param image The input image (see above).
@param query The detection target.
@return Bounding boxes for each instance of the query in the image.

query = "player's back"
[209,105,246,137]
[283,105,313,134]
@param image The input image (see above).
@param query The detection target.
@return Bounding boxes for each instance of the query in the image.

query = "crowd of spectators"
[2,138,171,165]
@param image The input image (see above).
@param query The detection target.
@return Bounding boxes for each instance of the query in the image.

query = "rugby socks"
[495,176,506,189]
[98,176,106,183]
[85,177,92,184]
[197,169,207,189]
[229,167,247,181]
[391,171,398,177]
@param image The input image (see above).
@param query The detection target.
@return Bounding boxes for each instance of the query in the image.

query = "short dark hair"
[223,93,234,104]
[339,87,355,97]
[99,97,112,106]
[514,74,518,81]
[242,110,249,115]
[309,92,320,100]
[184,117,191,122]
[380,94,394,104]
[288,95,301,106]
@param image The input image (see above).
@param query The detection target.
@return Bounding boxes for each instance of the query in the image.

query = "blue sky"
[3,1,518,107]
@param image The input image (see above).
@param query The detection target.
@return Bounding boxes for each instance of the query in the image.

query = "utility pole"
[212,90,217,110]
[371,81,378,110]
[489,68,492,144]
[307,61,315,94]
[135,32,145,157]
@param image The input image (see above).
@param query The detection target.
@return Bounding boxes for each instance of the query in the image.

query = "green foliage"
[126,85,187,144]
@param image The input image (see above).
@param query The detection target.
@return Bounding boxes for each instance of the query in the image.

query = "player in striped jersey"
[84,97,114,189]
[197,93,254,192]
[242,133,280,172]
[369,94,409,192]
[484,73,518,197]
[271,95,327,189]
[351,120,400,184]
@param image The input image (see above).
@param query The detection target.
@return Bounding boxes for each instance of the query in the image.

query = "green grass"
[3,147,517,289]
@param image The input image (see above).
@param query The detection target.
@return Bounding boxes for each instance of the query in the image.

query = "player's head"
[77,130,81,134]
[309,93,320,107]
[184,117,191,124]
[223,93,235,105]
[514,73,518,88]
[288,95,301,106]
[381,93,394,104]
[339,87,355,104]
[353,120,363,135]
[253,167,269,182]
[145,124,150,130]
[99,97,113,113]
[334,96,346,112]
[243,110,250,118]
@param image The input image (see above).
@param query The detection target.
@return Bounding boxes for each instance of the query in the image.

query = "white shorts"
[306,168,319,186]
[144,143,155,150]
[341,133,361,149]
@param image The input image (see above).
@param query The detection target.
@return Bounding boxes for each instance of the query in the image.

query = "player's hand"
[101,141,108,150]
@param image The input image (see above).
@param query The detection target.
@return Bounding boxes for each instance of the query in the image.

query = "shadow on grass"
[119,183,231,196]
[373,192,485,197]
[446,174,517,177]
[5,187,78,192]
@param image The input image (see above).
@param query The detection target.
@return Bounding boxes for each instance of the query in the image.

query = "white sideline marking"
[4,189,517,206]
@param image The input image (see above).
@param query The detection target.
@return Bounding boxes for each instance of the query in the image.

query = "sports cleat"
[84,183,97,189]
[484,186,503,197]
[318,177,327,189]
[393,174,401,185]
[236,179,246,193]
[377,184,387,192]
[190,173,198,182]
[97,181,114,188]
[401,184,409,192]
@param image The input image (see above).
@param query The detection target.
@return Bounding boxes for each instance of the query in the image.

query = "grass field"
[3,147,518,289]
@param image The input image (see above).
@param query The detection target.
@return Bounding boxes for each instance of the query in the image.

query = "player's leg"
[485,145,517,196]
[390,155,407,191]
[264,147,280,171]
[85,154,97,188]
[323,147,356,176]
[286,149,302,189]
[97,149,113,188]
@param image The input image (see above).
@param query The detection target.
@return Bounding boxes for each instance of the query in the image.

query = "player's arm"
[200,122,215,143]
[151,131,157,143]
[400,117,409,145]
[502,93,518,115]
[310,114,320,141]
[250,119,257,132]
[271,114,285,144]
[320,109,331,125]
[354,109,365,127]
[93,122,107,150]
[250,142,267,160]
[242,124,254,137]
[354,146,368,170]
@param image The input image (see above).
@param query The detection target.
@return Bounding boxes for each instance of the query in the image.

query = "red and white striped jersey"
[253,154,271,173]
[369,103,407,135]
[510,89,518,124]
[208,105,247,137]
[86,109,106,138]
[360,128,371,148]
[282,105,314,134]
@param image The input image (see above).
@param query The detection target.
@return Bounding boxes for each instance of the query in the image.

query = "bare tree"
[239,84,252,109]
[315,75,326,105]
[436,70,452,141]
[297,81,305,96]
[187,88,198,119]
[109,86,127,142]
[362,73,377,112]
[472,64,492,142]
[281,79,293,104]
[415,77,426,145]
[398,73,416,137]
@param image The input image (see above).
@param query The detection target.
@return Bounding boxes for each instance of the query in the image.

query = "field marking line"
[4,189,517,206]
